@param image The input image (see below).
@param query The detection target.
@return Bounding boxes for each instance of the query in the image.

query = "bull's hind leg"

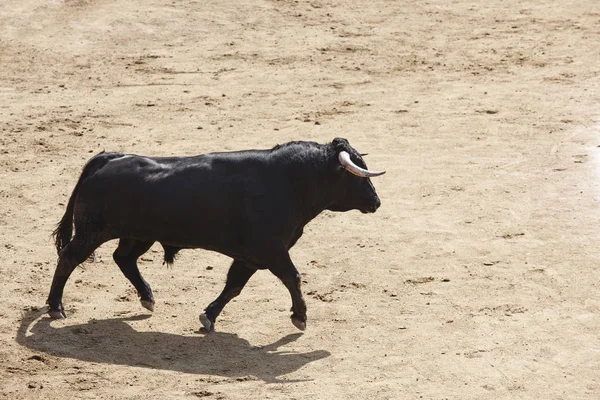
[200,260,256,332]
[47,235,104,319]
[113,239,155,312]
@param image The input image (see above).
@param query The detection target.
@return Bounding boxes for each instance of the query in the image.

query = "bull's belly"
[106,210,235,247]
[119,223,260,264]
[74,180,284,260]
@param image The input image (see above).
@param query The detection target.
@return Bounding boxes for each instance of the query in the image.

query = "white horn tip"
[338,151,385,178]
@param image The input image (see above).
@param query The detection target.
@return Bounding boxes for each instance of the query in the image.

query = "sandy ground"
[1,0,599,398]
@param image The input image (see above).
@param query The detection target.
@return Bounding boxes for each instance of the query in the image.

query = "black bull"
[47,138,385,331]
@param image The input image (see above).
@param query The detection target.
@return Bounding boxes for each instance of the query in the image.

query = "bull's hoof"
[140,299,155,312]
[199,313,214,332]
[48,308,67,319]
[291,316,306,331]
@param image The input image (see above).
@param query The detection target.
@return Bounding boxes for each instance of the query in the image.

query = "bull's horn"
[338,151,386,178]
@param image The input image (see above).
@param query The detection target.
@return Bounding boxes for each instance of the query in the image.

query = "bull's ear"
[332,137,350,152]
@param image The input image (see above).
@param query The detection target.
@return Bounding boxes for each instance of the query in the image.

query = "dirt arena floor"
[1,0,599,398]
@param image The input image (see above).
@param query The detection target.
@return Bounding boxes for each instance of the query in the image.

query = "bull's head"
[327,138,385,214]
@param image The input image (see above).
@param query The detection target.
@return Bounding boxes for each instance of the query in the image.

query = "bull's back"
[74,153,270,248]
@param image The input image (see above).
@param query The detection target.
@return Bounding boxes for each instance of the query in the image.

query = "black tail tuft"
[51,151,120,254]
[52,210,74,254]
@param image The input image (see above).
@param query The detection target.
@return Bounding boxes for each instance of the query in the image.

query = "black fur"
[47,138,383,329]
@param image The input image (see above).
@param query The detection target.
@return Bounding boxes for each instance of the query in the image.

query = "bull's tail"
[52,151,119,254]
[52,188,77,254]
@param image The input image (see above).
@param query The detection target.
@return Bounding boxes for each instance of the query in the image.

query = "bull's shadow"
[17,310,329,383]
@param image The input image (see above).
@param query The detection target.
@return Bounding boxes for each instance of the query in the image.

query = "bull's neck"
[278,152,337,224]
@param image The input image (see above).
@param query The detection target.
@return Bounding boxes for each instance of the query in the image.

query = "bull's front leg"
[267,250,307,331]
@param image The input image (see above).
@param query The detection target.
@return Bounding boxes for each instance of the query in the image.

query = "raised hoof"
[48,309,67,319]
[199,313,214,332]
[140,299,155,312]
[291,316,306,331]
